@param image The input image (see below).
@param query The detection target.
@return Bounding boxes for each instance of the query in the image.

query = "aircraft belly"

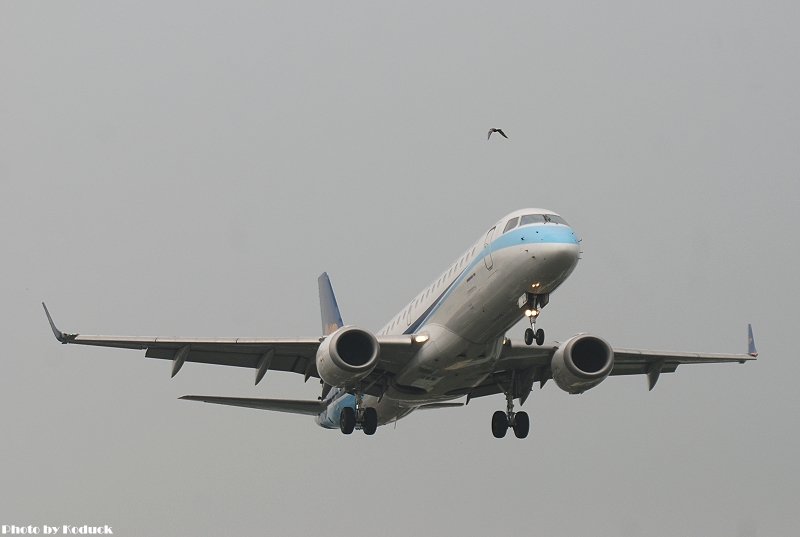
[391,323,504,404]
[366,396,416,425]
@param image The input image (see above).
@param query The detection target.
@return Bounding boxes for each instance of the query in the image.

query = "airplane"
[43,208,758,439]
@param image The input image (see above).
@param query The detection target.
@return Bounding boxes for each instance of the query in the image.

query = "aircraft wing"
[42,303,416,384]
[469,330,757,402]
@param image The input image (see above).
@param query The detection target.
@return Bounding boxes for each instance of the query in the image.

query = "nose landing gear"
[523,293,548,346]
[524,326,545,346]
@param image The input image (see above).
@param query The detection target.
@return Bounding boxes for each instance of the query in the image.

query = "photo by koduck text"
[1,526,113,535]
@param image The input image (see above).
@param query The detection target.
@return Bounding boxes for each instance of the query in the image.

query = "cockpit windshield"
[544,214,569,225]
[519,214,545,226]
[519,213,569,226]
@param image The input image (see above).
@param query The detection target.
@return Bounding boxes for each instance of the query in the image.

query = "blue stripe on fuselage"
[402,224,578,334]
[492,224,579,249]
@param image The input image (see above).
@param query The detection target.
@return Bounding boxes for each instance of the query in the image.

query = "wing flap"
[143,346,316,374]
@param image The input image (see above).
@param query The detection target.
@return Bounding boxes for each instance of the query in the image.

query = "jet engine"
[551,334,614,394]
[315,326,380,388]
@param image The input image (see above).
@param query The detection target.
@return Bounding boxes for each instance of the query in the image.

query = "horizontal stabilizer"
[417,403,464,411]
[180,395,327,416]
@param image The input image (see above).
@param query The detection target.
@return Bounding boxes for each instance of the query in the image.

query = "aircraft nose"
[545,240,580,268]
[530,233,581,291]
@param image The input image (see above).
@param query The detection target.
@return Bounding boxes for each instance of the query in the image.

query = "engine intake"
[551,334,614,394]
[316,326,380,388]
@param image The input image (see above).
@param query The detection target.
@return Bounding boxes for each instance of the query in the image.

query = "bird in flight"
[487,128,508,140]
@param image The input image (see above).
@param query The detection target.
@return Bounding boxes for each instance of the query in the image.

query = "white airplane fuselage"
[316,208,581,428]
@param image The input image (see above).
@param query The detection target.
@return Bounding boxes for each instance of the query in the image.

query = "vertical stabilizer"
[318,272,344,336]
[748,324,758,357]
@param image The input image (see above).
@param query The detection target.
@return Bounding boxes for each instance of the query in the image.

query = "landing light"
[525,309,540,318]
[414,334,429,343]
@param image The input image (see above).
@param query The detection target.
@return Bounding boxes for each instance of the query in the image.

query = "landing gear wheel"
[513,411,530,439]
[535,328,545,346]
[362,407,378,435]
[340,407,356,435]
[491,410,509,438]
[524,328,534,346]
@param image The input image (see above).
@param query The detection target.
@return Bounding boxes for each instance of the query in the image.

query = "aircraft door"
[483,226,496,270]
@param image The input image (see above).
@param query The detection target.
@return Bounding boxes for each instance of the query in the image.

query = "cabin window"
[503,217,519,234]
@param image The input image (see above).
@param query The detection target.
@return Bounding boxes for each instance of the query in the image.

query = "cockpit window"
[519,214,546,226]
[519,213,569,226]
[503,217,519,234]
[544,214,569,225]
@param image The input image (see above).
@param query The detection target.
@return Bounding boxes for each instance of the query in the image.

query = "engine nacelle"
[315,326,380,388]
[551,334,614,394]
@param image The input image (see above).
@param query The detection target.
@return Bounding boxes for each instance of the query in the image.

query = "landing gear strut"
[491,391,530,439]
[339,390,379,436]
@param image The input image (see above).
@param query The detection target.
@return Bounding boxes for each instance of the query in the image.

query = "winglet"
[42,302,71,343]
[747,324,758,357]
[318,272,344,336]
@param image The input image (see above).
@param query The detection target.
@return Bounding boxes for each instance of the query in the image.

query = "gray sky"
[2,2,798,536]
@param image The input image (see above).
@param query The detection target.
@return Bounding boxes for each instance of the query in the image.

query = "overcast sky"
[2,2,798,536]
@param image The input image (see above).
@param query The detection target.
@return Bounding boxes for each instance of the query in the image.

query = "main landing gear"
[491,392,530,439]
[339,392,378,436]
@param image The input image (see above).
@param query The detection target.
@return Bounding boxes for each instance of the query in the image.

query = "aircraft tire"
[363,407,378,435]
[491,410,508,438]
[513,411,530,439]
[340,407,356,435]
[535,328,545,346]
[524,328,534,346]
